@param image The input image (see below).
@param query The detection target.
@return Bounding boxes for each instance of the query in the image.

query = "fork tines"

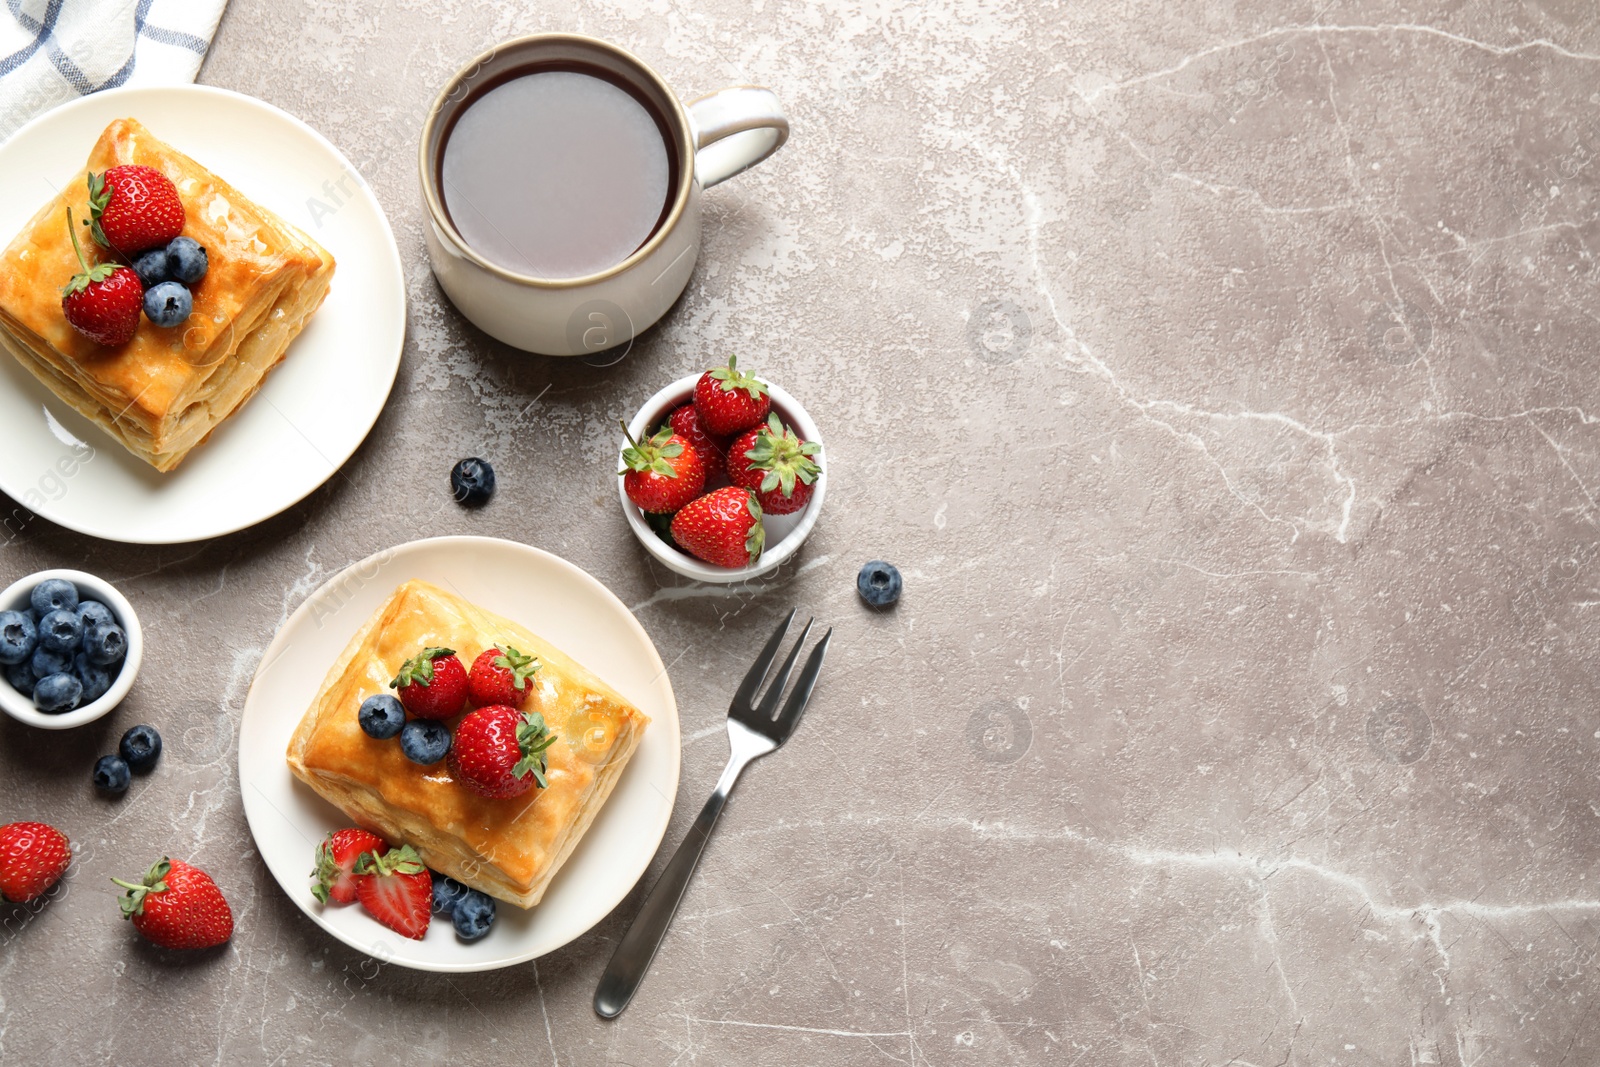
[730,609,831,743]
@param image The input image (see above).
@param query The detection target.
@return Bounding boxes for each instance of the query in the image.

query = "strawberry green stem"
[61,207,117,297]
[619,420,686,477]
[493,646,541,690]
[66,207,89,273]
[355,843,425,877]
[111,858,171,919]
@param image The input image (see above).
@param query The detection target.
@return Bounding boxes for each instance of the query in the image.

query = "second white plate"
[239,536,681,971]
[0,85,405,543]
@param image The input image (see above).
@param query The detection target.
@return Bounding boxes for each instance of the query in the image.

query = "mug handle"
[686,87,789,189]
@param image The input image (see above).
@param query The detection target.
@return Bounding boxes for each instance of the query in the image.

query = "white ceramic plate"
[239,536,680,972]
[0,85,405,543]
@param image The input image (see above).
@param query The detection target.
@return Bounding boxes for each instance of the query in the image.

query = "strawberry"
[666,403,729,469]
[311,828,387,905]
[0,821,71,903]
[450,705,558,799]
[466,646,542,709]
[620,422,705,514]
[693,355,770,436]
[389,647,468,720]
[60,208,142,347]
[84,166,185,254]
[727,426,766,489]
[670,487,765,568]
[727,413,822,516]
[354,844,431,940]
[112,858,233,949]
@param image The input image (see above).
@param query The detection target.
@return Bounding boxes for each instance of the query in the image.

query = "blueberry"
[31,646,72,680]
[131,247,172,288]
[36,609,82,653]
[357,694,405,740]
[856,561,902,608]
[399,719,451,765]
[93,754,130,795]
[73,653,114,704]
[166,237,208,285]
[5,661,35,696]
[451,890,496,941]
[76,600,115,631]
[33,672,81,713]
[450,457,495,507]
[82,621,125,666]
[0,610,36,665]
[143,281,193,328]
[30,579,77,616]
[432,874,471,914]
[118,724,162,773]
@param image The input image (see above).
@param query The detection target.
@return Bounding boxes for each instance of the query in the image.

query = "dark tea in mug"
[438,63,678,280]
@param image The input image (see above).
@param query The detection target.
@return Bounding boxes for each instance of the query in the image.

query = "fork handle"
[594,756,745,1018]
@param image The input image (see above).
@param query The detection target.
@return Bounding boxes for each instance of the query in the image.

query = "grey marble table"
[2,1,1598,1064]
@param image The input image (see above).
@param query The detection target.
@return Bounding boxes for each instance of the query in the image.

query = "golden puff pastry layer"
[287,580,650,910]
[0,117,335,472]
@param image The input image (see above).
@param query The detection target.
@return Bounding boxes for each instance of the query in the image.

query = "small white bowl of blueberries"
[0,570,141,730]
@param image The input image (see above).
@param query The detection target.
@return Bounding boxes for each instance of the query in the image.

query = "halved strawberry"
[354,844,432,940]
[311,828,386,905]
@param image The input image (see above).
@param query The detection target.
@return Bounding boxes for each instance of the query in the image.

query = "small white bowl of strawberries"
[619,357,825,583]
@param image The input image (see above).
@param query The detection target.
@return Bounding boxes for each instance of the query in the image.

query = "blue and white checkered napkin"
[1,0,228,141]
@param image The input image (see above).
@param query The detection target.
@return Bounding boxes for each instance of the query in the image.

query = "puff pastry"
[0,117,335,472]
[287,580,650,909]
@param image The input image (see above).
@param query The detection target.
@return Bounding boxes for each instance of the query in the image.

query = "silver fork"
[594,609,831,1018]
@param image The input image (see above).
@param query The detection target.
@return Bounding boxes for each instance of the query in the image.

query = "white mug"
[419,34,789,356]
